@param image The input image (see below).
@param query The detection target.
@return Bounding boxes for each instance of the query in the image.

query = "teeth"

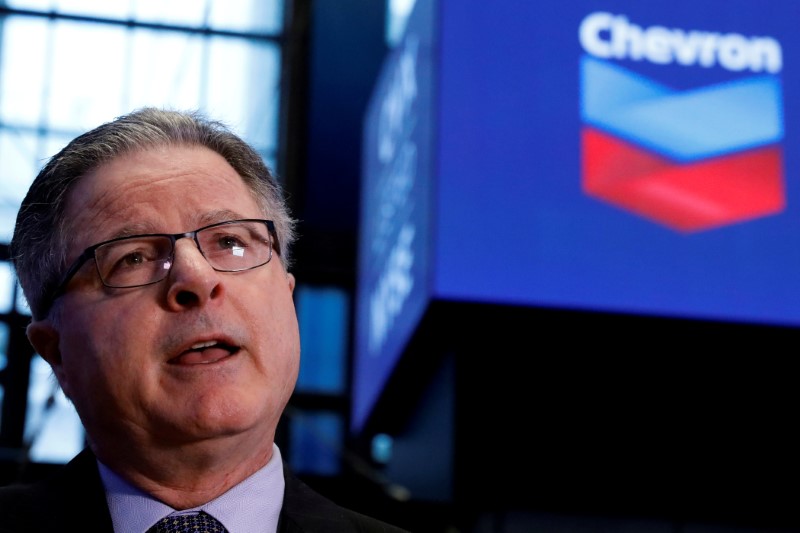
[190,340,219,350]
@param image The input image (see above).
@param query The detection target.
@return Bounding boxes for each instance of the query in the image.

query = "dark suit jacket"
[0,448,409,532]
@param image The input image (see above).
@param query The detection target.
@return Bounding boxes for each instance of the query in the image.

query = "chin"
[182,396,277,437]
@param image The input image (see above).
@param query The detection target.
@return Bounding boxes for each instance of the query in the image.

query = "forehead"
[63,145,262,248]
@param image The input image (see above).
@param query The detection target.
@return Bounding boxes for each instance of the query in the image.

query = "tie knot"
[147,511,228,533]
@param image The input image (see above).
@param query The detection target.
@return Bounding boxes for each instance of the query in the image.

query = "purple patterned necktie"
[146,511,228,533]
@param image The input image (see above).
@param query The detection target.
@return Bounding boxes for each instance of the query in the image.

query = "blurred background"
[1,1,799,532]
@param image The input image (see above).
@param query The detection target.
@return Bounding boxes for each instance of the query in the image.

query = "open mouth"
[168,340,240,365]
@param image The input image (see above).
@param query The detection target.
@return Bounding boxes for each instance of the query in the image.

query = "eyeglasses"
[46,219,279,312]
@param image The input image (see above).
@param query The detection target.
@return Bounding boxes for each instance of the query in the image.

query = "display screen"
[354,0,800,432]
[353,0,436,432]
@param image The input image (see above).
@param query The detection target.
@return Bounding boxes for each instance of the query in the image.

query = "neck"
[92,433,275,509]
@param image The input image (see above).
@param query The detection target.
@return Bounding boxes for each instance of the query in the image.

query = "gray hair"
[10,107,296,320]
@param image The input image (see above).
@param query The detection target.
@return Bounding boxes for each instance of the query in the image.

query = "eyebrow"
[197,209,249,226]
[105,223,159,240]
[102,210,251,240]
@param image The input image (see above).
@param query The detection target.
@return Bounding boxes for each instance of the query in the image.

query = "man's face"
[28,145,300,459]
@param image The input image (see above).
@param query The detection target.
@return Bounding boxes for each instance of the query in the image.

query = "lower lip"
[169,347,238,365]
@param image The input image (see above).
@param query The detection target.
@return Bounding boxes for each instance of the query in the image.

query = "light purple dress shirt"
[98,443,285,533]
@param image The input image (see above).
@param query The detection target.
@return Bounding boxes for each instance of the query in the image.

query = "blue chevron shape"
[580,55,784,162]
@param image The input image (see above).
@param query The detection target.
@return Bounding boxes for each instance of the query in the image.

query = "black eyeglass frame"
[43,218,279,314]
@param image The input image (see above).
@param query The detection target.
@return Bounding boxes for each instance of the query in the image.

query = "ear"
[26,319,70,395]
[27,319,60,366]
[287,272,296,293]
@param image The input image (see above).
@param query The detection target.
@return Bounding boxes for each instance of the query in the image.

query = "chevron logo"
[579,20,786,233]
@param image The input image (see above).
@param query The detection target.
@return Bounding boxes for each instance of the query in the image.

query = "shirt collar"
[99,444,285,533]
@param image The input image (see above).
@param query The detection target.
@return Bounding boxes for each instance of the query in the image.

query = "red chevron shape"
[582,127,785,232]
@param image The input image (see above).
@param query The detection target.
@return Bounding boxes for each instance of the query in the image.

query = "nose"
[164,237,224,310]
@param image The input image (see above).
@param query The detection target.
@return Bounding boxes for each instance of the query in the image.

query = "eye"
[96,237,171,283]
[122,251,147,266]
[107,245,162,273]
[218,234,248,249]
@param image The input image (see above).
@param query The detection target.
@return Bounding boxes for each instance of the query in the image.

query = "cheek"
[57,303,152,393]
[250,292,300,378]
